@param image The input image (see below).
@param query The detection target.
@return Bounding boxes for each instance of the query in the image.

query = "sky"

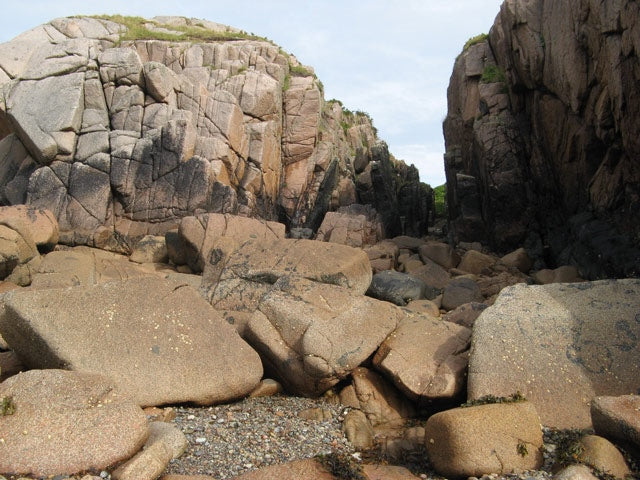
[0,1,504,187]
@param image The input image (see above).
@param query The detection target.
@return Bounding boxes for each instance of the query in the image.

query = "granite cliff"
[0,16,432,251]
[444,0,640,278]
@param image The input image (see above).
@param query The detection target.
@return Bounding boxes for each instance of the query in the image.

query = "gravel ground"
[163,395,640,480]
[164,395,355,479]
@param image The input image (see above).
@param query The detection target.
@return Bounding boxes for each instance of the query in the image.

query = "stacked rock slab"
[0,276,263,406]
[0,16,432,248]
[468,279,640,428]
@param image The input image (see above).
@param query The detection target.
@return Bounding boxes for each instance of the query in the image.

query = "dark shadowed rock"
[367,270,437,306]
[441,277,483,311]
[443,1,640,278]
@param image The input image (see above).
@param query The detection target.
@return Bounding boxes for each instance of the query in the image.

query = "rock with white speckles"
[0,276,263,406]
[468,279,640,428]
[0,369,148,477]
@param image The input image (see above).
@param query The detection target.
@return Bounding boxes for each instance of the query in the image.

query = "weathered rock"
[249,379,283,398]
[553,464,600,480]
[0,218,38,279]
[457,249,496,274]
[373,313,471,403]
[591,395,640,451]
[316,204,384,248]
[129,235,168,264]
[444,1,640,278]
[30,246,155,289]
[0,276,263,406]
[175,213,286,273]
[231,459,337,480]
[500,247,532,274]
[112,422,187,480]
[576,435,631,480]
[344,367,416,427]
[534,265,583,285]
[203,238,372,312]
[468,280,640,428]
[389,236,425,252]
[342,409,374,450]
[442,302,488,328]
[0,17,431,250]
[0,205,58,250]
[0,369,148,477]
[362,463,423,480]
[424,401,543,478]
[367,270,435,306]
[419,241,460,270]
[441,277,483,311]
[245,277,399,396]
[403,299,440,317]
[404,257,450,290]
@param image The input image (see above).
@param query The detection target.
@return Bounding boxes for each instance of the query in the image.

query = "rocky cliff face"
[444,0,640,278]
[0,16,432,250]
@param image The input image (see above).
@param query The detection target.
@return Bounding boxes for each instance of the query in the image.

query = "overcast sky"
[0,1,504,186]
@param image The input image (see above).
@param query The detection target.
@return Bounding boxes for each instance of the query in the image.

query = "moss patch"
[461,391,526,407]
[0,395,16,416]
[480,64,506,84]
[316,453,366,480]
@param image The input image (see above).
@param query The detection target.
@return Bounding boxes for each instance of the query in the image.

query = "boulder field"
[0,207,637,479]
[0,6,639,480]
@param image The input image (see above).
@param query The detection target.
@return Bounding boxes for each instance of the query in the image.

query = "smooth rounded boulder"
[424,401,543,478]
[0,276,263,406]
[0,369,148,477]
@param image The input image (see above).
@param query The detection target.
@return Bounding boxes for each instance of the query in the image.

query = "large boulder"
[468,279,640,428]
[245,276,400,396]
[30,246,155,289]
[0,369,148,477]
[316,204,384,248]
[202,238,372,312]
[373,313,471,403]
[0,276,263,406]
[424,401,543,478]
[174,213,286,272]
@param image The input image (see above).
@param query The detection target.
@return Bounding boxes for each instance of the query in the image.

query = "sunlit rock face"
[0,16,432,250]
[444,0,640,278]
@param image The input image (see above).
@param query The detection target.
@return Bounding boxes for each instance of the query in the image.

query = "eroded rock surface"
[444,0,640,278]
[468,279,640,428]
[0,16,432,248]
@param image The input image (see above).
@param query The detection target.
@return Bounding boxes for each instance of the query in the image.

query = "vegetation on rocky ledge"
[88,14,270,43]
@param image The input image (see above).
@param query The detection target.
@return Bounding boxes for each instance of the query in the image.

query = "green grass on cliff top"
[87,15,270,43]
